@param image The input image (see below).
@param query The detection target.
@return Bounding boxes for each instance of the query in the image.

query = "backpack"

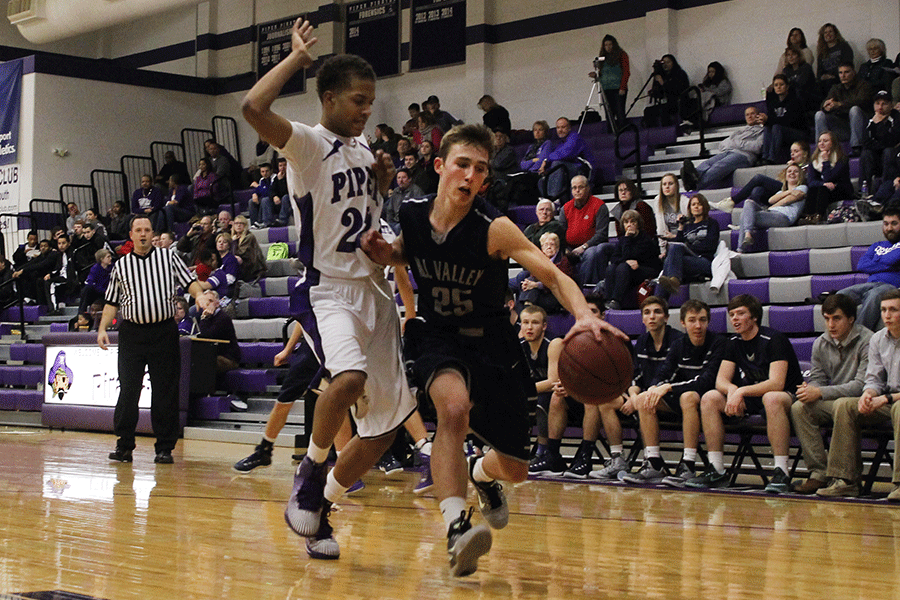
[266,242,289,260]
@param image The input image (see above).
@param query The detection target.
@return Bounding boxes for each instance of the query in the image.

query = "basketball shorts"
[275,338,324,405]
[404,318,532,462]
[296,274,416,438]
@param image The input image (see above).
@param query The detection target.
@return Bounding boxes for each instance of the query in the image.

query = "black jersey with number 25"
[400,195,509,328]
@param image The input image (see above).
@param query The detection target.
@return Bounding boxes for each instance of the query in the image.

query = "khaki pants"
[791,399,837,482]
[826,396,900,484]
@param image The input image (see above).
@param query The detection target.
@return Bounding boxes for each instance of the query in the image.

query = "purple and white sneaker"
[284,455,328,537]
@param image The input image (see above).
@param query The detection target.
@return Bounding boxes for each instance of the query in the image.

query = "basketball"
[558,330,633,405]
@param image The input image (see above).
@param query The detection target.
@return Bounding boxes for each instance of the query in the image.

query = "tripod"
[579,75,618,136]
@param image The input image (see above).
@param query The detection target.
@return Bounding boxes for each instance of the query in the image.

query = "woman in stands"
[192,157,220,215]
[201,232,240,309]
[513,232,575,314]
[718,141,811,213]
[231,215,266,282]
[761,74,806,164]
[592,34,630,129]
[602,210,662,310]
[656,194,720,297]
[803,131,852,224]
[520,121,551,173]
[781,47,818,112]
[643,54,689,128]
[652,173,689,258]
[412,110,443,149]
[698,62,732,121]
[816,23,854,99]
[858,38,896,93]
[737,162,808,253]
[775,28,814,75]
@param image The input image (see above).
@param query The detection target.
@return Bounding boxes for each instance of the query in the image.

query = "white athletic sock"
[306,440,330,464]
[471,457,493,483]
[774,456,789,473]
[324,469,349,504]
[682,448,698,462]
[610,445,624,456]
[263,434,277,444]
[440,496,468,531]
[709,451,725,474]
[416,440,432,457]
[645,446,661,459]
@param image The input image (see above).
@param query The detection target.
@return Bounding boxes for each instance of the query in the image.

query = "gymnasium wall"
[0,0,897,211]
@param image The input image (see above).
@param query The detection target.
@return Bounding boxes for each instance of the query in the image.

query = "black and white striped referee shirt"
[104,247,194,324]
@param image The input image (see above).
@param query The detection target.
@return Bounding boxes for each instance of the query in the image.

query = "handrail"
[614,122,642,193]
[679,85,709,158]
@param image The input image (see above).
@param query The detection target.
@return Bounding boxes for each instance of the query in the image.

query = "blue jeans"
[732,174,783,205]
[249,195,271,226]
[697,151,754,189]
[539,160,581,200]
[164,203,195,231]
[762,124,806,162]
[266,195,292,225]
[815,107,867,149]
[859,146,899,189]
[738,199,793,247]
[578,242,615,286]
[837,281,896,331]
[660,242,711,287]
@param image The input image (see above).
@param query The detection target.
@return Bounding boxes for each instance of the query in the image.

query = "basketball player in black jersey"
[362,124,624,577]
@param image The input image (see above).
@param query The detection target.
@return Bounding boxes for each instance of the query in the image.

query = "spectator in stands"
[403,102,420,138]
[603,210,661,310]
[490,130,518,181]
[198,232,239,309]
[652,173,689,257]
[531,295,610,478]
[815,62,873,155]
[520,121,551,173]
[269,157,291,227]
[174,297,192,335]
[623,299,725,485]
[192,157,220,215]
[643,54,689,128]
[163,174,194,231]
[790,294,873,494]
[612,177,657,237]
[537,117,594,201]
[204,139,236,198]
[155,151,190,189]
[424,94,462,133]
[412,110,443,150]
[82,208,107,238]
[12,230,40,269]
[12,238,55,304]
[393,137,412,169]
[77,248,112,316]
[106,200,129,241]
[413,140,439,195]
[698,61,732,121]
[176,214,215,265]
[65,203,80,235]
[590,34,630,129]
[231,215,266,282]
[43,234,78,314]
[0,256,13,305]
[195,247,217,282]
[762,74,807,164]
[816,289,900,500]
[158,231,174,249]
[195,290,241,374]
[215,211,232,237]
[73,222,109,280]
[816,23,854,99]
[248,162,272,229]
[523,199,565,247]
[131,174,164,231]
[656,194,719,297]
[803,131,853,223]
[780,46,818,112]
[859,91,900,192]
[686,294,804,490]
[835,207,900,330]
[858,39,897,93]
[383,168,423,234]
[478,95,511,134]
[512,232,574,315]
[775,28,814,75]
[736,162,808,253]
[593,296,681,479]
[680,106,765,191]
[559,175,609,286]
[370,123,397,157]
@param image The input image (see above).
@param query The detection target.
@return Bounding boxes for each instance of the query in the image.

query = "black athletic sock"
[548,439,562,455]
[648,456,666,471]
[259,439,274,452]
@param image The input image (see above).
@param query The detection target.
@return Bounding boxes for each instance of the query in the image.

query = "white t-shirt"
[279,122,382,280]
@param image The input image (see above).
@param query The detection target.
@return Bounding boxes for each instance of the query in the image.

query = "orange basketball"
[558,330,633,405]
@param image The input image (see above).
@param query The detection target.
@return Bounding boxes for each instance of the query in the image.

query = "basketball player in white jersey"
[242,19,416,560]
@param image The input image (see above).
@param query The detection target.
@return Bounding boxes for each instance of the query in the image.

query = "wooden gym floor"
[2,427,899,600]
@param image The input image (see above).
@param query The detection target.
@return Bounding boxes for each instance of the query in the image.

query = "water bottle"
[861,180,869,198]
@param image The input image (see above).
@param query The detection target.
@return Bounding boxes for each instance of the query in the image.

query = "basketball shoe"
[468,456,508,529]
[233,444,272,473]
[447,508,492,577]
[414,452,433,495]
[305,500,340,559]
[284,455,327,537]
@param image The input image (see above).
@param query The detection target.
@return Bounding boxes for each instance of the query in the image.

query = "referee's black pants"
[114,319,181,453]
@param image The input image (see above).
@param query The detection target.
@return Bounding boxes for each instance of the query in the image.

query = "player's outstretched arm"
[489,217,627,343]
[242,19,318,149]
[360,230,408,267]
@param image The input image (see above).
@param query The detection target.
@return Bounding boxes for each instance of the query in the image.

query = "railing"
[0,277,25,340]
[60,184,98,216]
[614,123,642,193]
[181,128,214,170]
[0,211,31,261]
[150,141,186,175]
[120,155,157,200]
[213,116,241,166]
[29,198,66,238]
[679,85,709,158]
[90,169,128,218]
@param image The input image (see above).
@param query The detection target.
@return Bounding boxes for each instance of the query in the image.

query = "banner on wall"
[257,14,307,96]
[345,0,400,78]
[45,345,151,408]
[0,164,19,215]
[0,60,21,167]
[410,0,466,70]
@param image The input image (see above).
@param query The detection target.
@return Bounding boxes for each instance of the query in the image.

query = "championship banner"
[345,0,400,78]
[410,0,465,70]
[0,60,21,166]
[257,14,307,96]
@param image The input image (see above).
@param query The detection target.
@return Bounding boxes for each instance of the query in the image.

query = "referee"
[98,215,203,464]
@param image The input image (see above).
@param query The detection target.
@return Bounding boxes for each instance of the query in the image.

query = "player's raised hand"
[372,150,396,196]
[565,313,628,344]
[291,19,318,68]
